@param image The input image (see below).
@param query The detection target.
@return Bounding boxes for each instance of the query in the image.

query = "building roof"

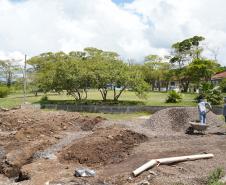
[212,71,226,80]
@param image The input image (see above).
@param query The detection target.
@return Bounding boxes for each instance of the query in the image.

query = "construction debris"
[133,153,214,176]
[74,168,96,177]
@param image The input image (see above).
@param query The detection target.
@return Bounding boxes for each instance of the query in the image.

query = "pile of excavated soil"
[0,109,104,140]
[79,116,106,131]
[0,108,104,178]
[147,107,224,135]
[59,126,148,166]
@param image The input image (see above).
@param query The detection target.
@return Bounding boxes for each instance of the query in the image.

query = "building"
[211,71,226,85]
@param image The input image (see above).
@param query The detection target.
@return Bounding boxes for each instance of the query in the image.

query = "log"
[132,153,214,177]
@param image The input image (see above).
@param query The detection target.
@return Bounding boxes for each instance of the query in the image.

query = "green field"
[0,90,198,108]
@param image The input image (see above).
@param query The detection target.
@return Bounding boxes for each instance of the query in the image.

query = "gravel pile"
[147,107,224,135]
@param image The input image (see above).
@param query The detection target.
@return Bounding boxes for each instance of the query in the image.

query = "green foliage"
[0,86,10,98]
[188,58,219,83]
[143,57,171,91]
[170,35,205,67]
[207,168,224,185]
[206,88,223,105]
[0,59,23,87]
[195,83,222,105]
[165,90,182,103]
[220,79,226,93]
[40,95,48,102]
[28,48,148,102]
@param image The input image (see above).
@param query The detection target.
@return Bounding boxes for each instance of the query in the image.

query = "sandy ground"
[0,107,225,185]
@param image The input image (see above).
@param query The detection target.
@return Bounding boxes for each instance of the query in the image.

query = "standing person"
[198,99,212,124]
[223,97,226,123]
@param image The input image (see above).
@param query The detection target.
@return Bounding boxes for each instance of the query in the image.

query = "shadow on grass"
[36,99,145,106]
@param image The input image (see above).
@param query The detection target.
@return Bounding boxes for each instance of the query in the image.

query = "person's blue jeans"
[199,111,206,124]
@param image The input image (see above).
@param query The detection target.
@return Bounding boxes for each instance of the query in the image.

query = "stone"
[137,180,150,185]
[149,170,157,176]
[219,175,226,183]
[74,168,95,177]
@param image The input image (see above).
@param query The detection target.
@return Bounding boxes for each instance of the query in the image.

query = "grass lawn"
[0,90,198,108]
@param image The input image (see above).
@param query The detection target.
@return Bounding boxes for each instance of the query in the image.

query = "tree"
[170,36,205,67]
[170,36,205,92]
[143,55,171,91]
[28,52,60,93]
[28,48,148,102]
[188,58,220,84]
[0,59,22,87]
[54,59,93,101]
[85,48,148,101]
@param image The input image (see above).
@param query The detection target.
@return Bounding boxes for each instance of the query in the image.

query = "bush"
[195,85,223,105]
[207,167,224,185]
[165,90,182,103]
[220,79,226,93]
[206,88,223,105]
[0,86,10,98]
[40,95,48,101]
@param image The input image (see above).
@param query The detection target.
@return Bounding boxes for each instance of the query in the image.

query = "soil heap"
[59,126,148,166]
[0,108,104,178]
[147,107,223,135]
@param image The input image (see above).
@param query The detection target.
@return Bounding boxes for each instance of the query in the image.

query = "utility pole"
[23,54,27,104]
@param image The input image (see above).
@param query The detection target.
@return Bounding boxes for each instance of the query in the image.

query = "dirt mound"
[0,108,105,178]
[79,116,106,131]
[147,107,224,135]
[59,127,147,166]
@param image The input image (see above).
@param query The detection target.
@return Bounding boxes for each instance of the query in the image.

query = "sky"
[0,0,226,65]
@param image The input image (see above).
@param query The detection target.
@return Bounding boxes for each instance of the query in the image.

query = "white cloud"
[0,0,226,64]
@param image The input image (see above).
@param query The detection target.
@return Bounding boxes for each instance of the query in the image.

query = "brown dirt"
[59,126,147,166]
[0,107,225,185]
[0,108,103,179]
[79,116,106,131]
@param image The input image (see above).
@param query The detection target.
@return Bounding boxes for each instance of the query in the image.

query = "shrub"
[0,86,10,98]
[207,167,224,185]
[40,95,48,101]
[206,88,223,105]
[195,85,223,105]
[220,79,226,93]
[165,90,182,103]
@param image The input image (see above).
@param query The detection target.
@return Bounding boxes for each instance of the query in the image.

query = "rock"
[149,170,157,176]
[219,175,226,183]
[15,170,30,182]
[74,168,96,177]
[127,176,133,182]
[137,180,150,185]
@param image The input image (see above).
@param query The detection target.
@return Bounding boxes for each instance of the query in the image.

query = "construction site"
[0,107,225,185]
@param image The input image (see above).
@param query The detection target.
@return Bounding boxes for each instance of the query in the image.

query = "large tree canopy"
[28,48,148,101]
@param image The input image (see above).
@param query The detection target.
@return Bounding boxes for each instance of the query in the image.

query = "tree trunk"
[6,71,12,87]
[182,81,189,92]
[151,80,155,91]
[114,87,126,101]
[166,81,169,92]
[83,89,87,100]
[99,88,107,101]
[158,80,161,92]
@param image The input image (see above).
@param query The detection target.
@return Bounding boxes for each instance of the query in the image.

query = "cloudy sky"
[0,0,226,65]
